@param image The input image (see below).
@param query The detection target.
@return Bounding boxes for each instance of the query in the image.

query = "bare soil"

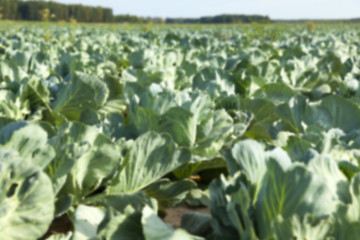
[164,205,210,228]
[39,205,210,239]
[39,214,73,240]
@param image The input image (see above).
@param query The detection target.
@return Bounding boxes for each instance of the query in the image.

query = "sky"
[48,0,360,19]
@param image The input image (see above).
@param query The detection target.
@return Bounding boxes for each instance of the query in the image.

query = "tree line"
[166,15,271,24]
[275,18,360,23]
[0,0,271,24]
[0,0,113,22]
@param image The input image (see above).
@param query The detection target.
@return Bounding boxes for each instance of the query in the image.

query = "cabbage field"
[1,23,360,240]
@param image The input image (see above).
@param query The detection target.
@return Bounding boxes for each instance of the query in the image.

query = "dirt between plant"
[39,205,210,239]
[39,214,73,240]
[163,205,210,228]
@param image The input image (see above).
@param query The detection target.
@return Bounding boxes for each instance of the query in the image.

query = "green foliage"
[1,23,360,239]
[0,149,54,240]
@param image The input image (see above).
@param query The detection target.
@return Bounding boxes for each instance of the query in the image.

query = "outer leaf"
[241,98,278,139]
[319,95,360,133]
[185,188,210,207]
[308,154,351,203]
[103,74,123,100]
[181,213,212,237]
[172,156,226,179]
[0,117,14,129]
[273,214,332,240]
[338,161,360,180]
[142,206,196,240]
[88,191,157,213]
[193,109,233,157]
[0,60,23,82]
[333,174,360,239]
[98,206,143,240]
[159,107,196,147]
[255,160,337,239]
[108,132,191,194]
[23,78,50,106]
[346,173,360,221]
[227,139,266,183]
[45,233,72,240]
[0,149,54,240]
[284,136,312,163]
[184,92,214,125]
[146,179,197,208]
[275,96,307,133]
[72,205,105,240]
[209,174,258,240]
[0,122,55,169]
[129,105,160,135]
[48,122,121,201]
[139,89,189,115]
[192,68,235,99]
[252,82,295,105]
[52,73,109,121]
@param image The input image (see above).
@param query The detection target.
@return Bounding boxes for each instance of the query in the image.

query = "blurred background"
[0,0,359,24]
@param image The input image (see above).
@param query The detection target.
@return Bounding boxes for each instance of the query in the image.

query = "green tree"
[0,0,114,22]
[39,8,50,21]
[96,7,103,22]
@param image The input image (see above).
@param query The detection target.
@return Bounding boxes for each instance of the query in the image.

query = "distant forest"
[1,0,358,24]
[167,15,271,24]
[0,0,114,22]
[274,18,360,23]
[0,0,271,23]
